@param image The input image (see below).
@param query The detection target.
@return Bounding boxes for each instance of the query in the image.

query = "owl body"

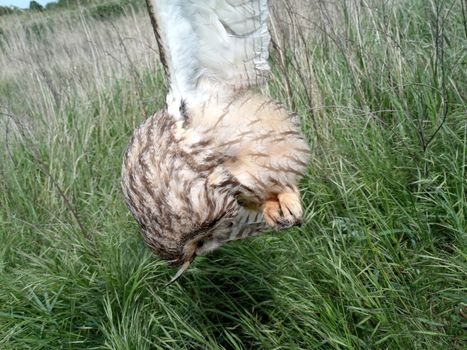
[122,0,310,279]
[122,91,309,268]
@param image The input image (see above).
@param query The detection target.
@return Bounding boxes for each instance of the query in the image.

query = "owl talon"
[262,199,281,227]
[276,218,294,230]
[262,191,303,230]
[278,191,302,224]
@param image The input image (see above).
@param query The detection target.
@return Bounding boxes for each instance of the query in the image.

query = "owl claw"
[262,190,303,230]
[276,218,295,230]
[262,199,282,227]
[278,191,302,223]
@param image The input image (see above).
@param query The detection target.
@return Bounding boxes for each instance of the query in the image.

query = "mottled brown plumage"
[121,0,310,281]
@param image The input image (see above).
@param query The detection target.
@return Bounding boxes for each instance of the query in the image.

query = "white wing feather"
[147,0,271,119]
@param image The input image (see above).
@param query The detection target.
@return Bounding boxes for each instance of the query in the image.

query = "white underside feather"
[148,0,271,118]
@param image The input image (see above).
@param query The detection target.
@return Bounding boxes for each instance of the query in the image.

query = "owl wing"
[229,207,268,241]
[146,0,271,120]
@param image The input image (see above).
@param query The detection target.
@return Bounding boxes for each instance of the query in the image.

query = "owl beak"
[165,259,191,287]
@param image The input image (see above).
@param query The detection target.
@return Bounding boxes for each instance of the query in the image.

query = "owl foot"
[278,191,302,225]
[263,199,281,227]
[262,191,302,230]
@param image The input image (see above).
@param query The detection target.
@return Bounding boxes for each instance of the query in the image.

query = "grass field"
[0,0,466,348]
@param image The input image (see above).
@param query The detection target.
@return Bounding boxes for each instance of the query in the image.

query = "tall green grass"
[1,0,465,348]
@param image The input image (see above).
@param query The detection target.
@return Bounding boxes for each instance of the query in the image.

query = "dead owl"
[121,0,310,283]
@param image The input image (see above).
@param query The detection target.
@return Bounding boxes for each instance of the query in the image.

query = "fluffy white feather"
[147,0,271,119]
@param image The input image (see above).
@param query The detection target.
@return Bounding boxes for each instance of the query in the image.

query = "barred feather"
[122,0,310,281]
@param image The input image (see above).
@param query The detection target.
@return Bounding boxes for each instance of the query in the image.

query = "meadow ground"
[0,0,466,348]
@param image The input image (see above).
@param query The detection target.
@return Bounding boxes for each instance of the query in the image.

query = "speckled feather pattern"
[122,91,310,267]
[122,1,310,275]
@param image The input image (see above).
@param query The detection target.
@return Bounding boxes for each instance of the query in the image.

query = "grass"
[0,0,466,348]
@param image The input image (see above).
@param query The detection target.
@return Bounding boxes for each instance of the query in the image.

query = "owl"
[122,0,310,283]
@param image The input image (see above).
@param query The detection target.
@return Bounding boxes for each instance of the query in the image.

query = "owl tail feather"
[165,260,191,287]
